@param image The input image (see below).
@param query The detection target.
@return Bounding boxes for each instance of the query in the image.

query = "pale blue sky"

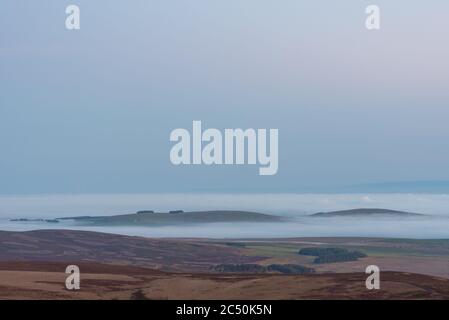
[1,1,448,194]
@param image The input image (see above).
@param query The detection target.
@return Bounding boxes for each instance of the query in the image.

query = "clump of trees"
[136,210,154,214]
[211,264,315,274]
[298,247,367,264]
[266,264,315,274]
[225,242,246,248]
[130,289,149,300]
[212,264,266,273]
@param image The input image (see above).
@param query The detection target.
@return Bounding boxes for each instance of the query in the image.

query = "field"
[1,230,449,299]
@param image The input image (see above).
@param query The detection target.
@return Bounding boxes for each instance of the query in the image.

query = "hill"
[310,208,425,217]
[0,229,258,271]
[58,210,282,226]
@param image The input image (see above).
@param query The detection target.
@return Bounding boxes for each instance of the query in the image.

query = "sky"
[1,1,449,194]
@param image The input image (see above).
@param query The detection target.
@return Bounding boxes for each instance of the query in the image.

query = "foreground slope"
[0,261,448,300]
[1,230,449,299]
[0,230,259,271]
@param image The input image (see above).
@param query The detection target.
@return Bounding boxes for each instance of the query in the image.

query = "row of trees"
[212,263,315,274]
[298,247,367,264]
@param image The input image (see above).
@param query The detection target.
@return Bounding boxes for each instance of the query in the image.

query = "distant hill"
[181,180,449,193]
[346,181,449,193]
[311,208,426,217]
[58,210,283,226]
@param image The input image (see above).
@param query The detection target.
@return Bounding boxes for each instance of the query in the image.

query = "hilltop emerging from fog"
[56,210,283,226]
[311,208,426,217]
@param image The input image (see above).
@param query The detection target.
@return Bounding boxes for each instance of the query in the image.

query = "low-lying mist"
[2,215,449,239]
[1,193,449,239]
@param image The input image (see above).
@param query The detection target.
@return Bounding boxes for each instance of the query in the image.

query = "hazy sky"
[1,1,448,194]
